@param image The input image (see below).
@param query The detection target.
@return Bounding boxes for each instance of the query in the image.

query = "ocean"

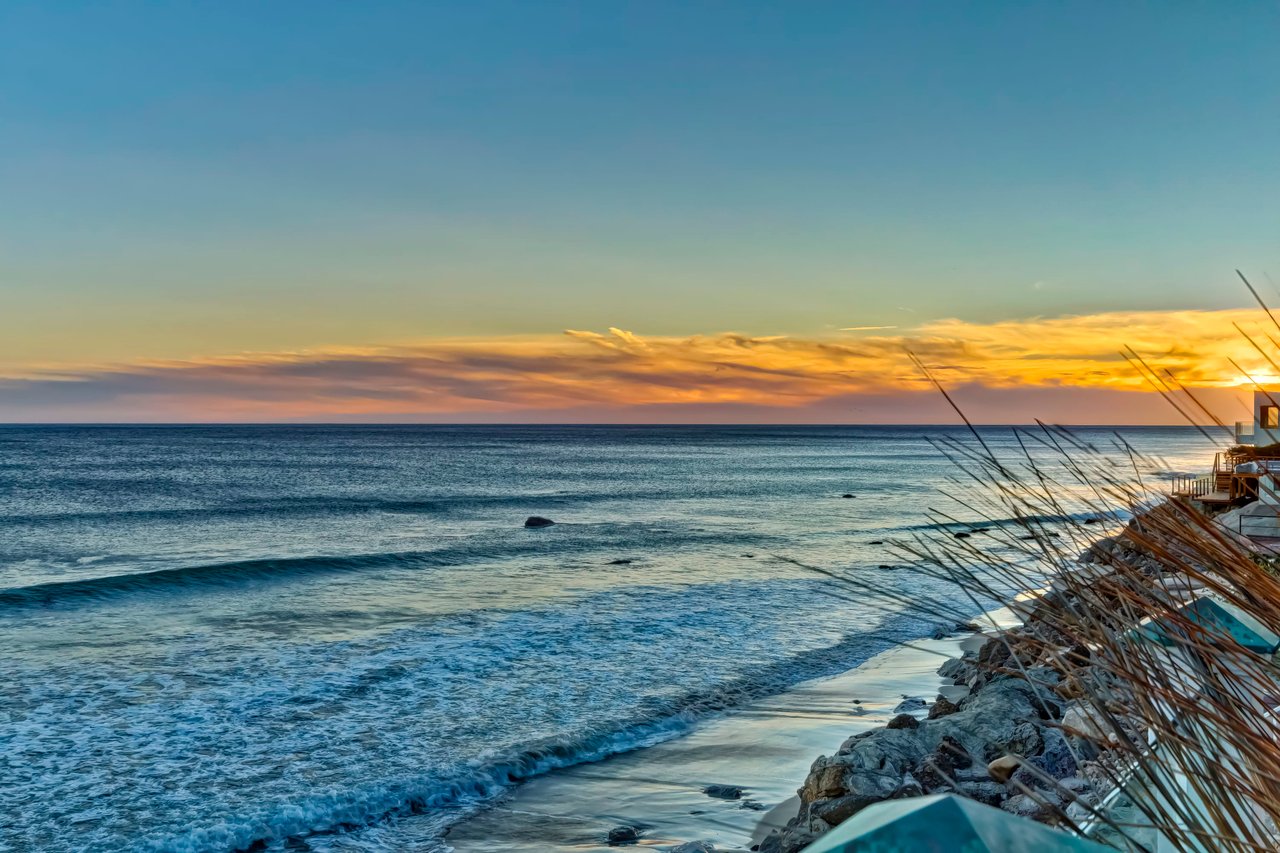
[0,425,1212,852]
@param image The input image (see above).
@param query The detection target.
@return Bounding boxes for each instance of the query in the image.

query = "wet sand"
[446,625,1004,852]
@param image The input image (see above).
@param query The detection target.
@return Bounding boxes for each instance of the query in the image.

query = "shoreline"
[445,616,1013,852]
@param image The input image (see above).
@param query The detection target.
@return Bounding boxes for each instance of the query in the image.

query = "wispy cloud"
[0,308,1269,422]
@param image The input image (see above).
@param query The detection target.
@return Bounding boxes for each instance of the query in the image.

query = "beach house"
[1233,387,1280,447]
[1168,388,1280,540]
[1172,389,1280,509]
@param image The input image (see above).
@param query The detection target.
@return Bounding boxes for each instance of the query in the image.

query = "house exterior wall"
[1251,390,1280,446]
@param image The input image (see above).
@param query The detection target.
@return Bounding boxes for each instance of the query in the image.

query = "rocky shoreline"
[755,525,1181,853]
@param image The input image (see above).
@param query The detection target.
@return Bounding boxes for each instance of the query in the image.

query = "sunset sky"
[3,3,1279,423]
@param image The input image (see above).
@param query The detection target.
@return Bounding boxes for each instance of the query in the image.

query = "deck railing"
[1172,474,1214,498]
[1170,451,1280,499]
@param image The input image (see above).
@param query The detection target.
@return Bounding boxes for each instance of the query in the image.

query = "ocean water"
[0,425,1212,853]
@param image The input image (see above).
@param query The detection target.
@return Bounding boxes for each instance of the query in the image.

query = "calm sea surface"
[0,425,1212,852]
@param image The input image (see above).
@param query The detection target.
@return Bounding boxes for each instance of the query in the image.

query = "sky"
[2,2,1278,423]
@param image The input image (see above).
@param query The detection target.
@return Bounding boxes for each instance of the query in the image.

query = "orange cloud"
[1,308,1273,422]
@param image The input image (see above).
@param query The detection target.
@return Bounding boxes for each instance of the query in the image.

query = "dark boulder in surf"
[703,784,745,800]
[841,493,855,498]
[607,825,641,844]
[524,516,555,528]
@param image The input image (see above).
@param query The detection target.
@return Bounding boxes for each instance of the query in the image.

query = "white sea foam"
[0,425,1212,851]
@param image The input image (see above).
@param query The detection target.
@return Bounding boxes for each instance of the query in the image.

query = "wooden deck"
[1170,450,1280,504]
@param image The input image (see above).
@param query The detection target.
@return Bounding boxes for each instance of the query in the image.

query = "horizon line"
[0,422,1225,429]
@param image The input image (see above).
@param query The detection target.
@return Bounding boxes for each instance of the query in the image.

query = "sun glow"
[0,308,1270,422]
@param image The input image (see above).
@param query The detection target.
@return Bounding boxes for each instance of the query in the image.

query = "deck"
[1171,450,1280,505]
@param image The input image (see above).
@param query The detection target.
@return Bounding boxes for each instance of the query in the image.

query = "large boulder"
[937,657,971,684]
[775,678,1047,851]
[763,679,1050,852]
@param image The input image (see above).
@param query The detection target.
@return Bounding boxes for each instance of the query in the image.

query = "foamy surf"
[0,425,1212,851]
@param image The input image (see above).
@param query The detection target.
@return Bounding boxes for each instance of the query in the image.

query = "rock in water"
[607,825,641,844]
[702,784,744,800]
[672,843,717,853]
[524,516,555,528]
[936,658,969,683]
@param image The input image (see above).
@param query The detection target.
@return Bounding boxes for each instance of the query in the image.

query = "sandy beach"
[447,618,1014,852]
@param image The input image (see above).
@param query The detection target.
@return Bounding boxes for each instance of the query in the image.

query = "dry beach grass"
[773,413,1280,852]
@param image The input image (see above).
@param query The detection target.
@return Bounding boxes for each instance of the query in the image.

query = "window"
[1263,405,1279,430]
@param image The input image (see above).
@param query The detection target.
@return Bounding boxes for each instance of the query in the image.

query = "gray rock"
[780,680,1050,853]
[1001,792,1059,820]
[893,696,927,714]
[957,779,1007,805]
[916,735,971,791]
[1024,665,1063,688]
[607,825,641,844]
[1061,703,1109,742]
[952,766,990,783]
[1010,732,1077,790]
[671,843,716,853]
[758,827,814,853]
[937,658,969,683]
[524,516,556,528]
[1065,799,1095,823]
[702,784,744,800]
[1057,775,1094,796]
[896,771,924,798]
[1002,721,1044,758]
[811,791,884,827]
[1039,727,1080,779]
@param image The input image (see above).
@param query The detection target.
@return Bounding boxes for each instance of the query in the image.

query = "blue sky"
[1,2,1277,420]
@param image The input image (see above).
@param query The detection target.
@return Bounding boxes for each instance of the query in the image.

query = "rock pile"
[758,654,1108,853]
[756,510,1239,852]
